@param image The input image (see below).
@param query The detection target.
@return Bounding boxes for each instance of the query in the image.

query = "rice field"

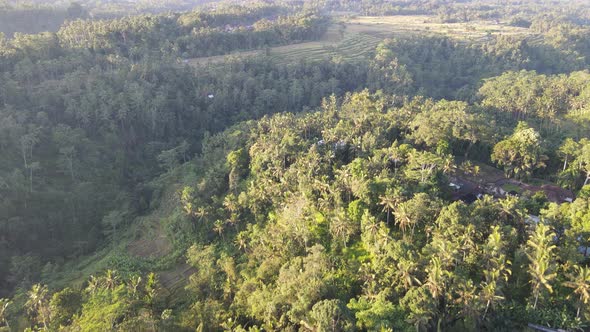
[186,15,532,67]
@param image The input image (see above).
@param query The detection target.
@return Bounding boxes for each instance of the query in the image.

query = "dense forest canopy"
[1,0,590,331]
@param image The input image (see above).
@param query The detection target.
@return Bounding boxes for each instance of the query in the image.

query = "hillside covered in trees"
[1,0,590,331]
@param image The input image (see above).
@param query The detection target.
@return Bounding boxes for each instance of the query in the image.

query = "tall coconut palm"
[396,257,421,291]
[235,232,248,252]
[458,224,476,261]
[194,206,208,222]
[425,257,446,299]
[480,269,508,321]
[564,265,590,318]
[128,276,142,299]
[379,189,401,225]
[387,141,409,174]
[103,269,119,290]
[0,298,10,329]
[363,218,380,239]
[25,284,49,330]
[558,138,580,171]
[335,167,353,202]
[330,212,353,247]
[213,220,225,239]
[223,194,239,215]
[526,223,557,309]
[86,275,101,295]
[393,201,414,235]
[480,226,511,320]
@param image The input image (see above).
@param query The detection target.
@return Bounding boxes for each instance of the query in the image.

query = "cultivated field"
[186,15,532,67]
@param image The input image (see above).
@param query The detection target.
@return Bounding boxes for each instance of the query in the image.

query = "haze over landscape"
[1,0,590,331]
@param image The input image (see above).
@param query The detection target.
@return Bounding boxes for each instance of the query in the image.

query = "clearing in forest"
[186,15,531,66]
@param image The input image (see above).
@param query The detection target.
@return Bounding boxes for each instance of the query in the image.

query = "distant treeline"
[57,10,328,59]
[315,0,590,26]
[0,6,78,37]
[0,3,328,60]
[0,0,223,37]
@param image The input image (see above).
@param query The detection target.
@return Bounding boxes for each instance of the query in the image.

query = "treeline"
[311,0,590,24]
[0,3,324,65]
[0,1,223,36]
[0,271,166,331]
[434,0,590,25]
[370,31,590,100]
[0,3,86,37]
[57,10,328,59]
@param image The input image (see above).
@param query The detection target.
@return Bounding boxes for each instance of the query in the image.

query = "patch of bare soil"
[158,263,196,293]
[127,220,172,258]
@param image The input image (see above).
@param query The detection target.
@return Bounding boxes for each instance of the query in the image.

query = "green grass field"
[186,15,532,67]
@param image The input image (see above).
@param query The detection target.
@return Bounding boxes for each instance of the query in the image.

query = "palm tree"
[86,275,101,295]
[393,202,414,235]
[564,265,590,318]
[194,206,208,222]
[387,141,407,174]
[376,226,391,250]
[498,196,526,236]
[25,284,49,330]
[480,269,507,321]
[432,237,458,268]
[396,258,421,290]
[103,269,119,290]
[425,257,445,299]
[128,276,142,299]
[223,194,239,215]
[235,232,248,251]
[558,138,580,171]
[455,281,479,324]
[498,196,519,219]
[180,186,195,215]
[226,213,239,228]
[458,224,477,261]
[0,298,11,329]
[480,226,511,320]
[330,213,351,247]
[144,273,159,307]
[379,190,400,225]
[526,223,557,309]
[213,220,225,238]
[441,155,456,175]
[363,218,380,238]
[411,310,434,332]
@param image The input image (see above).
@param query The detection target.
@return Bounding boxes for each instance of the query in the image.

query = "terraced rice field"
[186,15,532,67]
[187,31,382,66]
[346,15,529,41]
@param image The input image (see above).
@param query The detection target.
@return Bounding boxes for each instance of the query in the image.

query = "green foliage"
[526,223,557,309]
[492,122,547,179]
[310,299,355,331]
[49,288,82,328]
[0,298,10,329]
[3,1,590,331]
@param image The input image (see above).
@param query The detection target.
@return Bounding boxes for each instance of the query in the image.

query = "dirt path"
[494,178,574,203]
